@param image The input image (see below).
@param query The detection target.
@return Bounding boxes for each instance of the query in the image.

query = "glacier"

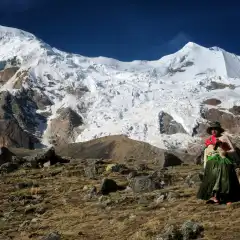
[0,26,240,149]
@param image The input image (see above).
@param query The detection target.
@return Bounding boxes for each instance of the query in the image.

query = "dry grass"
[0,163,240,240]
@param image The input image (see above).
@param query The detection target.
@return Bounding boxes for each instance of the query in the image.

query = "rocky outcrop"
[202,98,221,106]
[27,89,52,110]
[229,106,240,115]
[48,107,83,146]
[0,119,36,149]
[23,147,70,168]
[202,108,240,134]
[56,135,188,167]
[206,81,235,91]
[0,67,19,85]
[0,91,43,148]
[159,111,186,135]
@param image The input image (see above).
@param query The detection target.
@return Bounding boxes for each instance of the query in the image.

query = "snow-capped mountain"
[0,25,240,150]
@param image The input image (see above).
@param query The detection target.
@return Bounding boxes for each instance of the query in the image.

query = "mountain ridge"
[0,25,239,149]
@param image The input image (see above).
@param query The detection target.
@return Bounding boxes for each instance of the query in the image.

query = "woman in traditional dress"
[197,122,240,204]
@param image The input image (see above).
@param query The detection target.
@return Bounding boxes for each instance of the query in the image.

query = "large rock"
[0,162,19,173]
[128,175,162,193]
[0,147,25,173]
[202,108,240,134]
[99,178,125,195]
[155,220,204,240]
[159,111,187,134]
[48,107,83,146]
[0,147,15,165]
[182,141,205,165]
[180,220,204,240]
[163,152,183,167]
[23,147,69,168]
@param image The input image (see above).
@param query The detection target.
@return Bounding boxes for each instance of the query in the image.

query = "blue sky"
[0,0,239,61]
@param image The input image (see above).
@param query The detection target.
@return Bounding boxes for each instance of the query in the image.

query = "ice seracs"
[0,26,239,149]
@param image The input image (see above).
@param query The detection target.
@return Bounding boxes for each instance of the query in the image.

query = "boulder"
[0,162,19,173]
[156,224,182,240]
[155,220,204,240]
[201,107,240,134]
[163,152,183,167]
[128,175,162,193]
[0,147,15,165]
[185,173,204,187]
[23,147,69,168]
[99,178,125,195]
[84,164,98,179]
[180,220,204,240]
[159,111,187,135]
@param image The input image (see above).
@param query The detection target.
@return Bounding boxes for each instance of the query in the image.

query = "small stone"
[156,194,165,204]
[129,214,136,220]
[31,218,39,223]
[167,192,180,202]
[123,186,132,192]
[17,182,37,189]
[24,205,36,214]
[180,220,204,240]
[41,232,61,240]
[185,173,203,187]
[156,224,182,240]
[138,196,150,206]
[89,186,97,196]
[127,170,138,180]
[18,220,30,230]
[44,161,51,167]
[36,206,47,214]
[84,164,97,179]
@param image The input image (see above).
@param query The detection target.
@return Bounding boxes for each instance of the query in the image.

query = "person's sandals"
[206,197,219,204]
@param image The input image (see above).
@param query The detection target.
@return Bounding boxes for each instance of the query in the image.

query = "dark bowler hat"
[206,121,225,135]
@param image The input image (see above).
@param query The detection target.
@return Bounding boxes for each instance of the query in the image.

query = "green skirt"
[197,154,240,202]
